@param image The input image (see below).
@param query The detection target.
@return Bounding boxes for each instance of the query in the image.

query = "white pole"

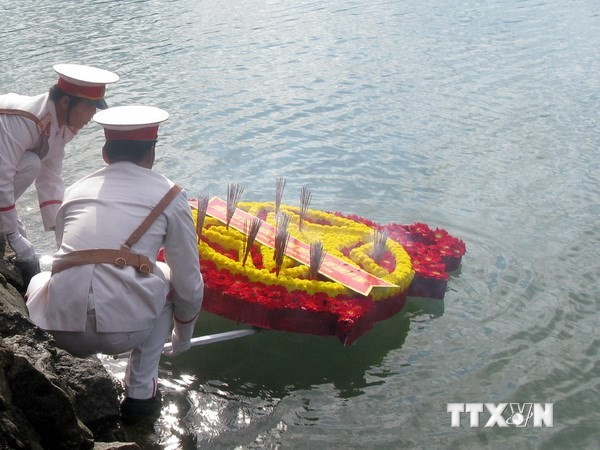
[113,328,260,359]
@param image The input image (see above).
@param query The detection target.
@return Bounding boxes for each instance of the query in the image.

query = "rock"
[0,243,138,448]
[0,240,27,295]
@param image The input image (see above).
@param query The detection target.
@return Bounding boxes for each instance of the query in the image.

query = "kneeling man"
[26,105,204,425]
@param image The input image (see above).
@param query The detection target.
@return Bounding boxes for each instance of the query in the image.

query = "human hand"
[162,344,189,357]
[162,328,191,357]
[6,232,36,262]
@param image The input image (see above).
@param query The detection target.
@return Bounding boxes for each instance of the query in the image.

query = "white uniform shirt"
[27,162,204,332]
[0,92,75,233]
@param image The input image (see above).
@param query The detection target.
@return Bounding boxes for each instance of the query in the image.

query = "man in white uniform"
[26,105,204,425]
[0,64,118,276]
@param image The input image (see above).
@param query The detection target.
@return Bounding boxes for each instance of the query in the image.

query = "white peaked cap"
[53,63,119,108]
[93,105,169,140]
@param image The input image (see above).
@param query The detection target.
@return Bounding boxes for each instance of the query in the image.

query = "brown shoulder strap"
[0,108,43,132]
[124,184,183,247]
[0,108,51,156]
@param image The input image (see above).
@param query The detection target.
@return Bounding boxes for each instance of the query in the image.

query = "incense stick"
[275,211,290,238]
[299,186,312,231]
[309,240,325,279]
[274,230,290,277]
[372,229,388,264]
[226,183,244,228]
[274,212,290,276]
[242,217,261,266]
[275,177,286,215]
[196,195,209,243]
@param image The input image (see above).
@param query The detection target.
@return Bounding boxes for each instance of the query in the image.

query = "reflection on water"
[103,310,412,445]
[101,298,443,447]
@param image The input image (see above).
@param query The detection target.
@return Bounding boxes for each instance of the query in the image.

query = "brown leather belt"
[51,246,153,275]
[50,184,183,276]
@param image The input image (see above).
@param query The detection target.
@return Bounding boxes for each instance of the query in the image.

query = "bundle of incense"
[298,186,312,231]
[274,229,290,277]
[242,217,261,266]
[309,240,325,279]
[196,195,209,243]
[274,212,291,276]
[372,229,388,264]
[226,183,244,228]
[275,211,290,238]
[275,177,286,215]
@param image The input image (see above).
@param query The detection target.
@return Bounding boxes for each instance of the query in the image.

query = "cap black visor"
[95,98,108,109]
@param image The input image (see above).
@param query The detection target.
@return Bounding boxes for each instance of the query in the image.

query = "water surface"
[2,0,599,448]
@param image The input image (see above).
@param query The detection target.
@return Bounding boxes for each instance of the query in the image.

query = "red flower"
[379,251,396,272]
[404,222,436,244]
[250,246,263,268]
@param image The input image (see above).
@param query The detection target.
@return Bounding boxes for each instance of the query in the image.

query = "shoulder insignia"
[38,113,52,135]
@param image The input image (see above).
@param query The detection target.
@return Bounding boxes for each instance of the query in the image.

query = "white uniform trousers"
[26,261,176,400]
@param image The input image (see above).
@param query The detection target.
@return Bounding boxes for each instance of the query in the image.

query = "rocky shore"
[0,244,140,449]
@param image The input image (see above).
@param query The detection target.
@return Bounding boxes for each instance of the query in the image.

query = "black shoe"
[120,389,162,425]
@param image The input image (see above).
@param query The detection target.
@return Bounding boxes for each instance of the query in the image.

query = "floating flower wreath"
[170,199,466,344]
